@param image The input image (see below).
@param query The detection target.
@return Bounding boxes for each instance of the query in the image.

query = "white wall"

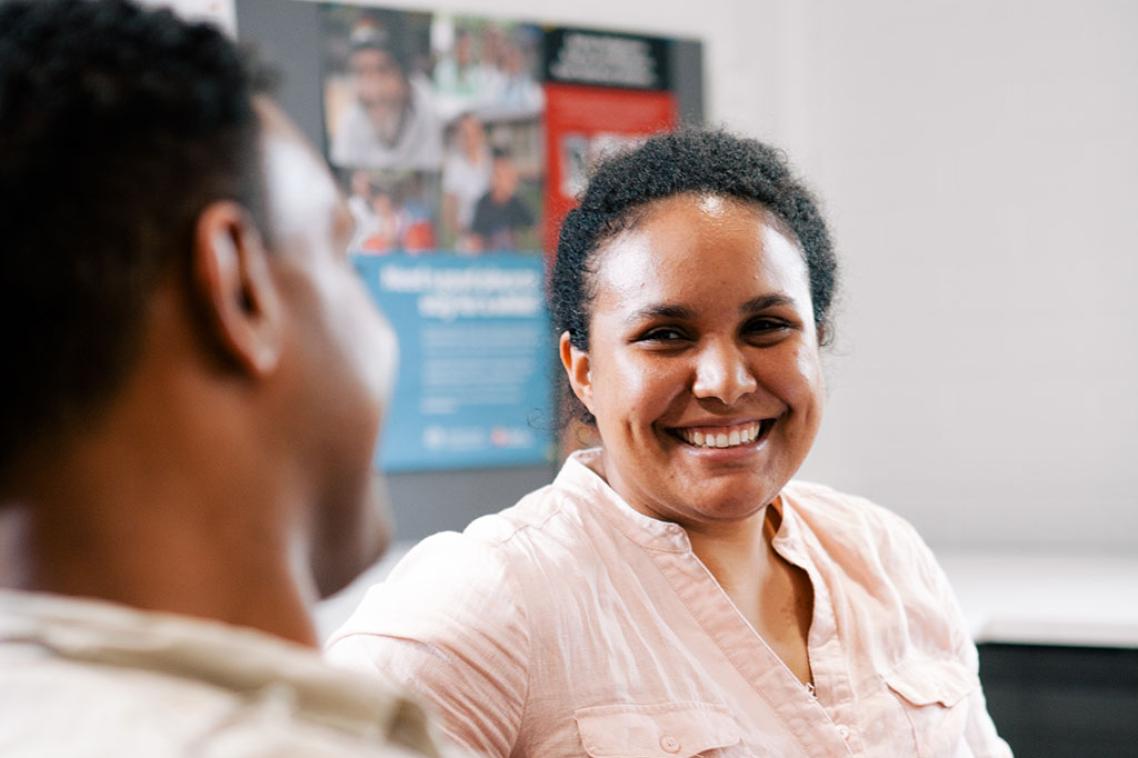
[158,0,1138,550]
[782,1,1138,549]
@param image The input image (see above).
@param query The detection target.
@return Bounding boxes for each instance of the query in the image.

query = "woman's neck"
[686,505,777,597]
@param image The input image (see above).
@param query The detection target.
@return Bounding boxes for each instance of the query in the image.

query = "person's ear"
[191,201,283,377]
[560,331,595,415]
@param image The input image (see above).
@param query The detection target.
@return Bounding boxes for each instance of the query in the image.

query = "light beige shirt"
[328,449,1013,757]
[0,590,453,757]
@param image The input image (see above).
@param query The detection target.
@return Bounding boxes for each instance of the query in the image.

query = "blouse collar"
[555,449,693,553]
[554,448,804,556]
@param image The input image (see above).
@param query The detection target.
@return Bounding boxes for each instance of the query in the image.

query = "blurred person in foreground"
[329,131,1013,756]
[0,1,449,755]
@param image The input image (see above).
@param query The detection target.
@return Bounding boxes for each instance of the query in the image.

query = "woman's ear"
[190,200,283,377]
[559,331,594,415]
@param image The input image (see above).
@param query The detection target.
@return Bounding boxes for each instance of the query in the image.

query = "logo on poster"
[550,32,658,88]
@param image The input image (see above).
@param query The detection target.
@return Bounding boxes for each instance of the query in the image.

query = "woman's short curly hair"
[550,129,838,352]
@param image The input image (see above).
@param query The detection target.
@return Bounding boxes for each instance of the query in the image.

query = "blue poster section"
[354,253,556,472]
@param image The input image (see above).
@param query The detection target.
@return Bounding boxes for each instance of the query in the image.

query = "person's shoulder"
[783,483,977,667]
[471,190,494,214]
[373,479,596,601]
[330,101,372,162]
[0,649,233,751]
[464,480,578,542]
[335,483,563,600]
[395,482,579,567]
[784,478,919,528]
[782,480,933,564]
[0,644,434,756]
[507,195,533,220]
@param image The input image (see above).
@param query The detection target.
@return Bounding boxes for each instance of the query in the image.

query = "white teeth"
[676,422,763,449]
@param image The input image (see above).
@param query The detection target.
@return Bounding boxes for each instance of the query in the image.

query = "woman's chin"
[674,486,775,525]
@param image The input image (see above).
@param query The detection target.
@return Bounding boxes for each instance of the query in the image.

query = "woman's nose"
[691,340,758,405]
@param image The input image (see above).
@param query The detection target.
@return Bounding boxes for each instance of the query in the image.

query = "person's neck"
[686,508,777,597]
[463,143,484,163]
[368,101,409,148]
[0,501,317,647]
[0,384,319,648]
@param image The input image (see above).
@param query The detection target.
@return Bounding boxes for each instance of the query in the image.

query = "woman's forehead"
[590,195,812,314]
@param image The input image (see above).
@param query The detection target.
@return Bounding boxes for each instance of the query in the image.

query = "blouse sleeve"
[895,518,1014,758]
[326,532,530,758]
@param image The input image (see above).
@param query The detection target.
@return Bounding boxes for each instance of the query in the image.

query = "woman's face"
[561,193,824,530]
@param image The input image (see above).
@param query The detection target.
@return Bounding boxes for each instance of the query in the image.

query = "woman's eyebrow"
[741,294,796,314]
[625,296,797,324]
[625,303,697,324]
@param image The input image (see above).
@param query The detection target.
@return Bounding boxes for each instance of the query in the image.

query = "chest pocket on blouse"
[885,655,980,758]
[574,701,743,758]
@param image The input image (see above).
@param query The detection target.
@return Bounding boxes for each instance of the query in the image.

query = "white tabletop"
[317,543,1138,649]
[935,549,1138,648]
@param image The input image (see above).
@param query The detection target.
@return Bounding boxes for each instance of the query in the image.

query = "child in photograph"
[467,147,534,252]
[442,113,492,245]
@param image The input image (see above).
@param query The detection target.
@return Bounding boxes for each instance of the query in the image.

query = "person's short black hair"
[349,24,409,76]
[0,0,271,475]
[550,129,838,423]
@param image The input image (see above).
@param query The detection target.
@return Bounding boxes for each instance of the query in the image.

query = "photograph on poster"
[430,15,544,123]
[342,168,439,255]
[321,4,544,254]
[433,15,544,253]
[440,112,542,253]
[322,6,441,171]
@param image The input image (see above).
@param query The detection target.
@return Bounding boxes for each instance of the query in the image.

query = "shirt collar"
[555,449,693,553]
[555,448,808,558]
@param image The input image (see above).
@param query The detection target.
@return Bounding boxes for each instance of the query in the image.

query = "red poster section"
[542,84,677,262]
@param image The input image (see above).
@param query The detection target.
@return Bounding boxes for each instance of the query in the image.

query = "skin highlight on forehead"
[696,192,728,217]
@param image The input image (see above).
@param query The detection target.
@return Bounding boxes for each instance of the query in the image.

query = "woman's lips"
[669,419,774,449]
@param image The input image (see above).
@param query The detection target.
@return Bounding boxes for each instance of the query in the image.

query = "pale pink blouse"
[328,450,1012,757]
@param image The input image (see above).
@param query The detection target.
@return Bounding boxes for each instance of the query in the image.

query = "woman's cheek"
[631,359,688,419]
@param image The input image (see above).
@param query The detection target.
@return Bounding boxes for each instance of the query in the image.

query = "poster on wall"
[541,28,679,259]
[355,254,554,471]
[277,0,700,472]
[318,4,553,472]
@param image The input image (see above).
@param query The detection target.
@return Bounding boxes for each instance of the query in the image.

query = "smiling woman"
[328,130,1014,757]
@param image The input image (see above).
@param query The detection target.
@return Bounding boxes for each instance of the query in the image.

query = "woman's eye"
[639,327,688,343]
[745,318,792,337]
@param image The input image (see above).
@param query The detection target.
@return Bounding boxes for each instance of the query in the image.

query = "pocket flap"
[885,655,979,708]
[575,701,741,757]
